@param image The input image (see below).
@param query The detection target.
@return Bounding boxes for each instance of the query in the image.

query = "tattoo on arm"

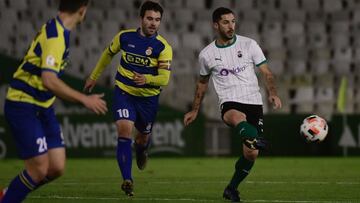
[265,72,277,96]
[192,75,210,112]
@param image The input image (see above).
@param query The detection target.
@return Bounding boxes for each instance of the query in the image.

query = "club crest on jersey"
[145,47,153,56]
[237,51,242,58]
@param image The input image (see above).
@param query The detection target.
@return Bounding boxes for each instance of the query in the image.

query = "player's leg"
[116,120,135,196]
[37,107,66,187]
[221,102,263,202]
[134,132,150,170]
[36,147,66,188]
[2,101,50,203]
[113,88,136,196]
[222,102,266,150]
[2,154,49,203]
[221,108,245,202]
[133,94,159,170]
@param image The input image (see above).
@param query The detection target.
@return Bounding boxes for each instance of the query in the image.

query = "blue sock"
[2,170,38,203]
[117,137,133,181]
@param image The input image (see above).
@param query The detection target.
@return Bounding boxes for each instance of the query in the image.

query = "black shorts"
[221,102,264,135]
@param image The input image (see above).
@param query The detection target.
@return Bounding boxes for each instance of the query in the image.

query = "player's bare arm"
[184,75,210,126]
[258,64,282,109]
[42,71,108,114]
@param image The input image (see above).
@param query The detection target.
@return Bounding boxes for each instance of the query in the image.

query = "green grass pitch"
[1,157,360,202]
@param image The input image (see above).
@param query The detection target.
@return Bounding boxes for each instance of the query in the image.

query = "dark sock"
[117,137,133,181]
[229,156,254,189]
[36,176,53,189]
[135,139,151,152]
[234,121,258,139]
[2,170,38,203]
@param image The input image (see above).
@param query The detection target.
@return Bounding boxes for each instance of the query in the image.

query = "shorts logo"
[144,123,152,134]
[146,123,152,131]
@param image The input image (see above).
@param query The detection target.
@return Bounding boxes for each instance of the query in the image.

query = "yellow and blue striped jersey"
[90,28,172,97]
[6,16,70,108]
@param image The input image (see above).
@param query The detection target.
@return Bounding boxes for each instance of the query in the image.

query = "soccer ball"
[300,115,328,142]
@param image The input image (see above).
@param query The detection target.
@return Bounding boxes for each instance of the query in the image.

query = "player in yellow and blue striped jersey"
[84,1,172,197]
[1,1,108,202]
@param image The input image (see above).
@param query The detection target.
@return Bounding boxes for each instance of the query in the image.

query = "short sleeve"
[40,38,64,73]
[199,52,211,76]
[250,40,267,67]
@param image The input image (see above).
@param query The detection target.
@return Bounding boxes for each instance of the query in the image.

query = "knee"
[48,165,65,179]
[243,149,258,162]
[223,110,246,126]
[27,164,49,183]
[116,121,133,138]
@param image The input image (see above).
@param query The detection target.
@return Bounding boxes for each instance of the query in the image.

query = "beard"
[142,26,158,37]
[219,29,234,41]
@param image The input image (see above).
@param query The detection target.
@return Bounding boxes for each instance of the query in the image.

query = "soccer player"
[0,0,108,202]
[183,7,282,202]
[83,1,172,197]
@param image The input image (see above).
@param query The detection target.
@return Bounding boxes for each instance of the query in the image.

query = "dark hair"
[212,7,234,23]
[59,0,89,13]
[140,1,163,18]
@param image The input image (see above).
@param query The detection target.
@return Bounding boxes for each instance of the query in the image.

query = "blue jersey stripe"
[120,59,157,75]
[115,72,160,89]
[9,79,54,101]
[46,19,58,39]
[62,30,70,59]
[34,42,42,57]
[22,62,42,76]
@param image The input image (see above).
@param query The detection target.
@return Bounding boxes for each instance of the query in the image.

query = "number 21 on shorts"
[37,137,48,153]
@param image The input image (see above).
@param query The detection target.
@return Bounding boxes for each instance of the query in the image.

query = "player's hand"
[183,110,198,126]
[82,93,108,115]
[268,95,282,109]
[133,72,146,85]
[84,78,97,93]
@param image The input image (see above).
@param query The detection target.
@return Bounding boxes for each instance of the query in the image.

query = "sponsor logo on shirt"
[125,53,150,66]
[219,66,246,76]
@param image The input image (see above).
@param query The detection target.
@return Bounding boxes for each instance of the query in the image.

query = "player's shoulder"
[199,41,216,58]
[41,18,65,40]
[156,34,172,48]
[236,35,259,46]
[38,17,68,46]
[118,28,137,37]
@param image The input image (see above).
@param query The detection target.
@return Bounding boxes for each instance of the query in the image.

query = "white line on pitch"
[57,180,360,185]
[30,195,354,203]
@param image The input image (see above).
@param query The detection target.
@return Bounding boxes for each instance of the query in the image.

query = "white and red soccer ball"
[300,115,328,143]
